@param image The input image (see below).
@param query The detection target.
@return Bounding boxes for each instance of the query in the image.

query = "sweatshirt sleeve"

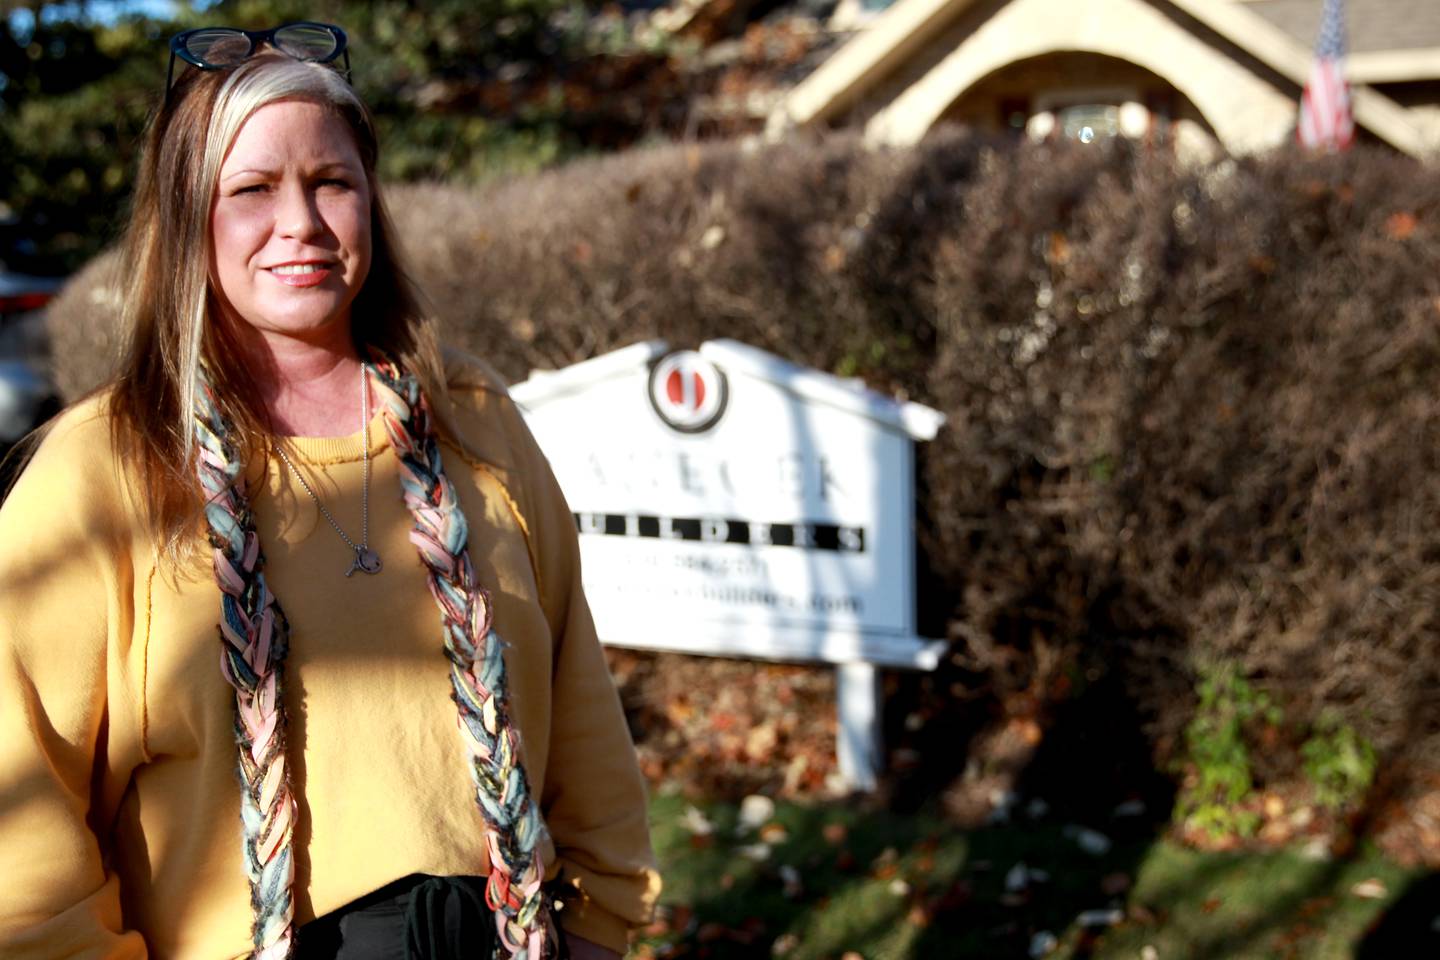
[498,394,662,953]
[0,408,149,959]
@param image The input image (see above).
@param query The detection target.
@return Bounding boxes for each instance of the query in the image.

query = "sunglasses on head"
[165,21,350,103]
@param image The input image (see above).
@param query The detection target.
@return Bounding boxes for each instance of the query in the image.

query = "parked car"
[0,359,56,444]
[0,264,63,475]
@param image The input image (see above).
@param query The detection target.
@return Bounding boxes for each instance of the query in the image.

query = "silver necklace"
[274,366,383,578]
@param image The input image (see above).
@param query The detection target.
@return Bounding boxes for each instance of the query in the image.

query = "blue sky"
[10,1,192,33]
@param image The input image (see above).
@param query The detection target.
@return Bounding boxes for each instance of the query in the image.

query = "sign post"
[511,339,946,790]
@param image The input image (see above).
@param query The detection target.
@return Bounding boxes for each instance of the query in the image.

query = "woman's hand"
[565,933,623,960]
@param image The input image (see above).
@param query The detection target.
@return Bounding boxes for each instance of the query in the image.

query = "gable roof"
[768,0,1426,156]
[1241,0,1440,55]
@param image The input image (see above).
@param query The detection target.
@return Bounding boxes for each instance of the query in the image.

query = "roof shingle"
[1240,0,1440,54]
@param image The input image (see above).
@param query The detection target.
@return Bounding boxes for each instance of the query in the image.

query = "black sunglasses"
[166,22,350,102]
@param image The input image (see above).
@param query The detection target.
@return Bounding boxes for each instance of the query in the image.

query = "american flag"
[1297,0,1355,150]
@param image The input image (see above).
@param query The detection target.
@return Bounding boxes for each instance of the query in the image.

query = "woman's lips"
[266,263,334,287]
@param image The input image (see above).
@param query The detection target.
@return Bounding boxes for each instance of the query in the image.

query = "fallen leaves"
[745,722,780,763]
[679,805,714,838]
[736,842,772,862]
[664,697,695,726]
[1350,877,1388,899]
[737,795,774,832]
[610,650,837,797]
[870,846,899,881]
[769,932,799,956]
[759,823,788,845]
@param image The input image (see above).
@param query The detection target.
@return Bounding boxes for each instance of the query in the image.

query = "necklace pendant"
[347,547,383,577]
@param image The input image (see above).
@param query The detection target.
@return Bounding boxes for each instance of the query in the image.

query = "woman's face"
[210,99,372,346]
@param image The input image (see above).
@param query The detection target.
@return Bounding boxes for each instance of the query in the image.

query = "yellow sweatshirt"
[0,355,660,958]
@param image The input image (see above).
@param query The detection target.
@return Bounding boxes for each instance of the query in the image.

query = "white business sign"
[511,339,946,671]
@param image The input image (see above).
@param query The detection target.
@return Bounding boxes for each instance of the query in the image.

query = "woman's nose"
[276,182,324,240]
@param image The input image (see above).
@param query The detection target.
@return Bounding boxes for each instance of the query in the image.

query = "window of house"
[1057,103,1121,143]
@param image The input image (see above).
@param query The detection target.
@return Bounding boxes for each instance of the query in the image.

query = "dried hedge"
[47,131,1440,795]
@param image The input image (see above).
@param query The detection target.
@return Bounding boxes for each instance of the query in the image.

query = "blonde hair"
[110,53,447,561]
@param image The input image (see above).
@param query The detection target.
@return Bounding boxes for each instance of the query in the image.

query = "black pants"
[294,874,496,960]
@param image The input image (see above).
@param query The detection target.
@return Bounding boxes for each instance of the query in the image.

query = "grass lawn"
[635,789,1433,960]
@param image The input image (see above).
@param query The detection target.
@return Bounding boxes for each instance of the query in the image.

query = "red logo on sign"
[649,351,728,433]
[666,368,706,409]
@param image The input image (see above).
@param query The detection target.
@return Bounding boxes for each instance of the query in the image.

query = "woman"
[0,23,658,960]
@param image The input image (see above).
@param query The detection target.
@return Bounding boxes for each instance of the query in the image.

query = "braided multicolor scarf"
[194,359,554,960]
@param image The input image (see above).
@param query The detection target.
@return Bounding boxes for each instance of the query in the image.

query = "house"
[765,0,1440,158]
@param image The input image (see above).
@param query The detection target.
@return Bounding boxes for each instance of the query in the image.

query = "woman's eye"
[318,178,351,190]
[231,183,269,196]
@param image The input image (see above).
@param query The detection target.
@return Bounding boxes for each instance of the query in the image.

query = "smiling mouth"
[269,263,331,275]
